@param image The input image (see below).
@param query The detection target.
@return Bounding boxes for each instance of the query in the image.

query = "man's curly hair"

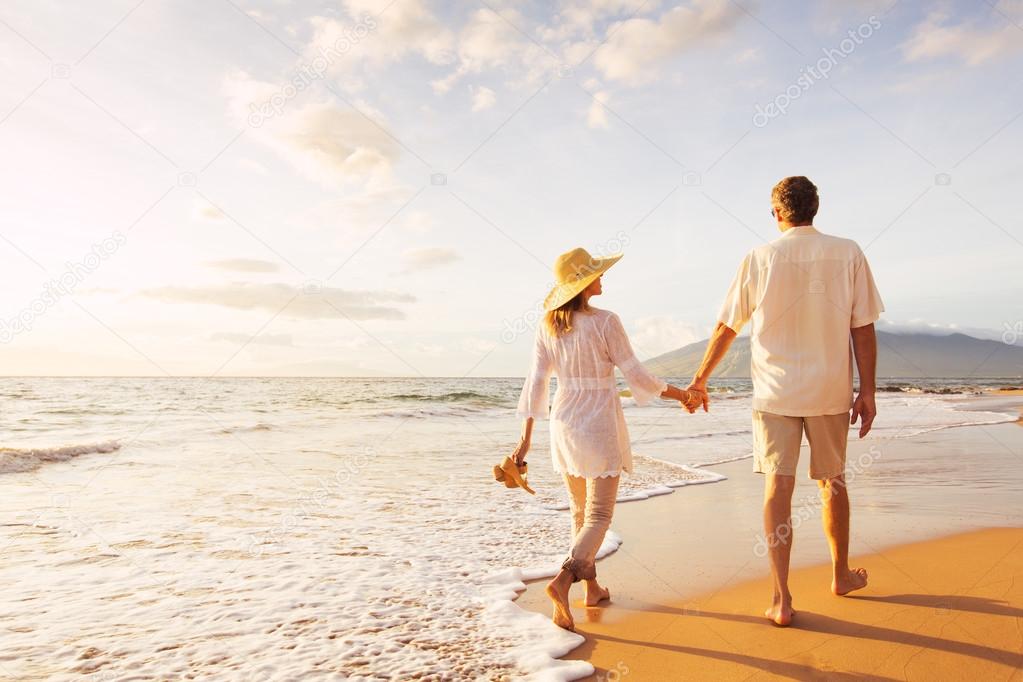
[771,176,819,224]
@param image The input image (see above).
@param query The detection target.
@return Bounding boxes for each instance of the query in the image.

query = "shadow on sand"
[574,596,1022,679]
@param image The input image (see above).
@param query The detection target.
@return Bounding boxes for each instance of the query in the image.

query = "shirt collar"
[781,225,819,237]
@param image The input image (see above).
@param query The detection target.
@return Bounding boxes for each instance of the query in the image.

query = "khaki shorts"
[752,410,849,480]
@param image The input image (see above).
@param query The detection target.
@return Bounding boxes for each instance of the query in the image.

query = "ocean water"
[0,377,1017,680]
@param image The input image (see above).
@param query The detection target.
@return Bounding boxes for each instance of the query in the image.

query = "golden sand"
[565,528,1023,680]
[517,419,1023,680]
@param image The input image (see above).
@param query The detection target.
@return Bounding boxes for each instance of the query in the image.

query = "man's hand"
[685,324,737,414]
[680,390,700,413]
[685,381,710,412]
[851,392,876,438]
[850,325,878,439]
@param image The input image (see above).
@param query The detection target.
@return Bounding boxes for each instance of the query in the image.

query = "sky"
[0,0,1021,377]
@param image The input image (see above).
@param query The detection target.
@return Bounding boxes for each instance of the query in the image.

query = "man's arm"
[850,323,877,438]
[686,322,738,411]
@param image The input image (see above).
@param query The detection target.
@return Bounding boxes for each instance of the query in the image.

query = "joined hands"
[683,382,710,413]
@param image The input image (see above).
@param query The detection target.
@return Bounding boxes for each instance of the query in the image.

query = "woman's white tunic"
[517,308,668,478]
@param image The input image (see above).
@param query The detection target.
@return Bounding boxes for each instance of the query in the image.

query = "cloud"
[222,2,451,189]
[461,336,497,354]
[883,68,954,95]
[280,103,400,185]
[307,0,454,71]
[223,72,399,187]
[432,8,553,93]
[400,210,434,233]
[237,157,269,175]
[455,8,526,70]
[592,0,747,84]
[731,47,760,64]
[539,0,656,42]
[210,332,294,346]
[470,85,497,111]
[205,259,281,273]
[901,9,1023,65]
[400,247,461,272]
[293,184,420,249]
[809,0,891,35]
[195,202,226,221]
[586,89,611,128]
[629,315,706,357]
[414,342,445,355]
[142,283,414,320]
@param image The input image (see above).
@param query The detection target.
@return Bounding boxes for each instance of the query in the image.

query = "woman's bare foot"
[833,567,868,596]
[584,580,610,606]
[765,590,794,626]
[546,570,575,631]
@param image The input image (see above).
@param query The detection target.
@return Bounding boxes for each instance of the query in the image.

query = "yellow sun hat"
[543,247,623,312]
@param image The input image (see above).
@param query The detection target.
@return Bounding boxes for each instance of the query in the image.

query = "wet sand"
[517,407,1023,680]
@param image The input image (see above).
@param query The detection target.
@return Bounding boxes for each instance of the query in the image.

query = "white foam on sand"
[480,531,627,680]
[478,531,623,681]
[0,440,710,681]
[538,456,727,511]
[6,381,1007,680]
[0,433,661,681]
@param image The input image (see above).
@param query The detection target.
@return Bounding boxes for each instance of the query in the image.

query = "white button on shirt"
[517,308,668,479]
[718,226,884,417]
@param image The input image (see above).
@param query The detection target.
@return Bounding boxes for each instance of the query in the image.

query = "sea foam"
[0,441,120,474]
[2,377,1018,680]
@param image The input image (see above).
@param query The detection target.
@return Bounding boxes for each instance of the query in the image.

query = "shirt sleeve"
[851,249,884,328]
[717,252,754,333]
[516,327,553,420]
[603,313,667,407]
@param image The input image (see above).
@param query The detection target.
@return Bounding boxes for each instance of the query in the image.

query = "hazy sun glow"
[1,0,1020,376]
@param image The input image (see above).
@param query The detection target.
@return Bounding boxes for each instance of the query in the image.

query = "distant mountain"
[644,331,1023,379]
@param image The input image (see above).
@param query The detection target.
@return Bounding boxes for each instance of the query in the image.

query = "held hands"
[851,391,876,438]
[665,384,706,413]
[684,382,710,413]
[680,391,701,413]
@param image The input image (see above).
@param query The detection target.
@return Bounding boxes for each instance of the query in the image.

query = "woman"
[512,247,701,631]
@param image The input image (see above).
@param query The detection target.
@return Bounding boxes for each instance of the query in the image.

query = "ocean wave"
[633,428,751,444]
[217,423,273,434]
[876,412,1019,439]
[878,383,991,395]
[373,406,496,419]
[0,441,121,474]
[533,456,728,512]
[695,453,755,467]
[389,390,510,406]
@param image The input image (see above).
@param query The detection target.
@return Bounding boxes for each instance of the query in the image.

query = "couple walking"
[512,176,884,631]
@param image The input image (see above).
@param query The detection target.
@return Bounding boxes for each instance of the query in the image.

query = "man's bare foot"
[833,567,868,596]
[765,592,794,626]
[584,583,610,606]
[546,571,575,631]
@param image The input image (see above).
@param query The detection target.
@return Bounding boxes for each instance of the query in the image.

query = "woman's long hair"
[544,290,589,337]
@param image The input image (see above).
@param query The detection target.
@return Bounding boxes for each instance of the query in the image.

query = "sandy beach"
[2,383,1018,679]
[518,403,1023,680]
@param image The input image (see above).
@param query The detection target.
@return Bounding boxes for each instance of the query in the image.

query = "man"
[687,176,884,626]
